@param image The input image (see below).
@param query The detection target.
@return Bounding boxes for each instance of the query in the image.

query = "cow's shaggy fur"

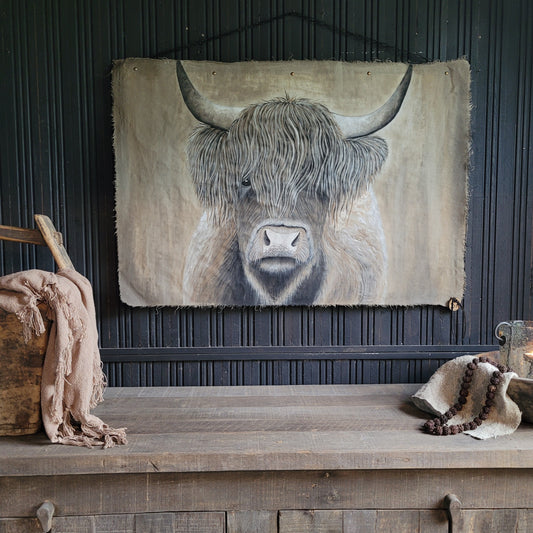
[183,97,389,305]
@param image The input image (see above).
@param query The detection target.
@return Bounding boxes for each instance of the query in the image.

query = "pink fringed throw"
[0,269,126,448]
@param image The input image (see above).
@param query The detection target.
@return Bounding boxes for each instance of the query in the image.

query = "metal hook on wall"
[495,321,513,343]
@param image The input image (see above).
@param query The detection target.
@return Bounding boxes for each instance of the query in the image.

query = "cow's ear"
[187,125,234,221]
[328,136,388,203]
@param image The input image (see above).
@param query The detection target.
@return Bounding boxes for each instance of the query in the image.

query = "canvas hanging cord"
[153,12,429,64]
[0,269,126,448]
[412,355,521,439]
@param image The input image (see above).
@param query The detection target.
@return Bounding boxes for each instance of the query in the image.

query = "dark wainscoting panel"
[102,344,496,386]
[1,0,531,386]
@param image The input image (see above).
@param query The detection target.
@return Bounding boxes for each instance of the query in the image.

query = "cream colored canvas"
[113,59,470,307]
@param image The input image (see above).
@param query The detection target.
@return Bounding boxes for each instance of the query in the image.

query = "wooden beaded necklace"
[423,356,512,436]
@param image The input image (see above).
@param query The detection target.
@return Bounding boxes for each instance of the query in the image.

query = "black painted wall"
[1,0,532,386]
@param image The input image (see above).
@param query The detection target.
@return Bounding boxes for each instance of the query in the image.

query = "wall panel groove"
[0,0,531,386]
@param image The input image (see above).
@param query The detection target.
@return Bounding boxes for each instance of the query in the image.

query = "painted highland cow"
[177,61,412,306]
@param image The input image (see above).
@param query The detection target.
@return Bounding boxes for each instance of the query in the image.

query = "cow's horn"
[176,61,243,130]
[334,64,413,138]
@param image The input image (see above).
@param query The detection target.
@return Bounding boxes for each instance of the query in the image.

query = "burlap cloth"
[412,355,521,439]
[0,269,126,448]
[113,59,470,307]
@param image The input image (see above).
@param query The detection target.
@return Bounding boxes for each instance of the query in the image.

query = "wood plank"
[101,384,415,399]
[0,225,46,246]
[2,384,533,476]
[134,513,175,532]
[507,377,533,423]
[418,510,449,532]
[363,510,420,533]
[227,510,277,533]
[49,515,135,533]
[460,509,521,533]
[34,214,74,270]
[0,518,42,533]
[516,509,533,533]
[279,510,344,532]
[0,216,73,268]
[0,216,73,270]
[2,469,533,519]
[174,512,225,533]
[368,510,447,533]
[0,513,225,533]
[341,510,378,531]
[279,509,449,532]
[0,306,50,436]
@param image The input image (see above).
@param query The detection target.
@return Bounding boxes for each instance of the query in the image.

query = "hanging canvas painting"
[113,59,470,307]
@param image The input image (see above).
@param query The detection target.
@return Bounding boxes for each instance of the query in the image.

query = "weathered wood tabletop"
[2,384,533,477]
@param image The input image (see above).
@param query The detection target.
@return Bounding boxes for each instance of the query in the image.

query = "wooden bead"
[422,355,504,436]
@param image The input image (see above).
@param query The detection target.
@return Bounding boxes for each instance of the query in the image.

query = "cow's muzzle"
[247,223,312,273]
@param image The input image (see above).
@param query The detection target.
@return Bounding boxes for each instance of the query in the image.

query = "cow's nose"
[256,225,311,264]
[247,224,312,270]
[263,228,300,252]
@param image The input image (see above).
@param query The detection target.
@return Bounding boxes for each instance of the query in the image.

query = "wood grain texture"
[33,215,74,270]
[3,469,533,519]
[457,509,533,533]
[227,510,277,533]
[2,385,533,476]
[0,216,72,270]
[279,509,449,532]
[174,512,225,533]
[0,225,46,246]
[0,306,50,436]
[0,512,226,533]
[506,377,533,423]
[0,518,42,533]
[1,385,533,528]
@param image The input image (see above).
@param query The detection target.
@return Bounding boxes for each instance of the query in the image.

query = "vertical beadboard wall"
[0,0,531,386]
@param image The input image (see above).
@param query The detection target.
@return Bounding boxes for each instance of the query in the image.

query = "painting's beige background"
[113,59,470,307]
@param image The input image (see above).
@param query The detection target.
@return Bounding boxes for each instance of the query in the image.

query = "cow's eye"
[241,177,251,187]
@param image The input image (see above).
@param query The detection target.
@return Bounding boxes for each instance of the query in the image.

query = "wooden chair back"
[0,214,74,270]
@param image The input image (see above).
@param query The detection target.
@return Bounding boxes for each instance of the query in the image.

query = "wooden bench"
[1,384,533,532]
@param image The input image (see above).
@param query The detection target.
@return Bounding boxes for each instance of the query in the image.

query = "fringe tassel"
[57,410,127,448]
[16,301,45,342]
